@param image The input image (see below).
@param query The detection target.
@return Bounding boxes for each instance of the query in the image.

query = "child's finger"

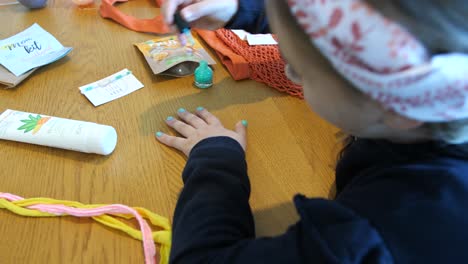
[162,0,178,24]
[195,108,221,126]
[235,120,247,137]
[166,116,195,137]
[177,108,207,128]
[162,0,189,24]
[180,1,218,23]
[155,132,186,151]
[234,120,248,151]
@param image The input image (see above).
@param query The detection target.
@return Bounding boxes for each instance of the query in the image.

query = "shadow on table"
[139,77,287,135]
[0,139,110,163]
[253,202,299,237]
[253,186,337,237]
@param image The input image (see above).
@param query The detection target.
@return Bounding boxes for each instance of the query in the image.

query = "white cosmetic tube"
[0,109,117,155]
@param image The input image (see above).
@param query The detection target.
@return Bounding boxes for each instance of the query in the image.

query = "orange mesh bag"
[197,29,303,98]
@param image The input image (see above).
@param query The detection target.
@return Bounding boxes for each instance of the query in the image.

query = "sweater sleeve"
[169,136,254,263]
[169,137,392,264]
[225,0,270,33]
[169,136,304,263]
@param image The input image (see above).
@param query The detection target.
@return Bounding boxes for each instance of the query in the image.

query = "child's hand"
[162,0,238,30]
[156,107,247,157]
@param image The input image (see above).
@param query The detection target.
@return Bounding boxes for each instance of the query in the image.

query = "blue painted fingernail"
[177,108,186,113]
[156,131,163,137]
[166,116,174,121]
[196,106,204,111]
[241,120,248,127]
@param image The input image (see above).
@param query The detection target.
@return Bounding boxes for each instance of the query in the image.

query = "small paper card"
[79,69,144,107]
[246,34,278,46]
[231,29,250,40]
[0,23,72,76]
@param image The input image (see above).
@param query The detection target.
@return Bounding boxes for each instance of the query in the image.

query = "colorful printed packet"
[135,35,216,77]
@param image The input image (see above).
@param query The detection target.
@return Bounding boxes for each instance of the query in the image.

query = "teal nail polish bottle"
[194,60,213,89]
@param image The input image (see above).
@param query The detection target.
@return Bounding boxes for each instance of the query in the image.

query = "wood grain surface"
[0,1,339,263]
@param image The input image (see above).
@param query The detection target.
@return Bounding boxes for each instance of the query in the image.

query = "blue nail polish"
[156,132,163,137]
[196,106,204,111]
[241,120,248,127]
[178,108,186,113]
[166,116,174,121]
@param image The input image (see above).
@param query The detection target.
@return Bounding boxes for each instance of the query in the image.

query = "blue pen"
[174,11,195,48]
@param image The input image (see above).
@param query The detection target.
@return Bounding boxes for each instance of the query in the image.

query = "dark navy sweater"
[224,0,269,34]
[170,137,468,263]
[169,1,468,263]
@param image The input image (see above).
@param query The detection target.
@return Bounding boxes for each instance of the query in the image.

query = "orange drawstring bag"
[99,0,170,34]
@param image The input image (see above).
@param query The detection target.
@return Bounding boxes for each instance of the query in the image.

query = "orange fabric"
[196,29,250,81]
[99,0,170,34]
[197,29,303,98]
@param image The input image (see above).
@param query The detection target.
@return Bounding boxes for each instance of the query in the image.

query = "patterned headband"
[287,0,468,122]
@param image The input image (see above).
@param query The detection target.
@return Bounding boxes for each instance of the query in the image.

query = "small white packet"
[79,69,144,107]
[231,29,250,40]
[247,34,278,46]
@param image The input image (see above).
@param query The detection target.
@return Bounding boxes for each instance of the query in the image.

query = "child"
[157,0,468,263]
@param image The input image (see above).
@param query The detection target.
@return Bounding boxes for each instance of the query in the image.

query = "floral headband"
[288,0,468,122]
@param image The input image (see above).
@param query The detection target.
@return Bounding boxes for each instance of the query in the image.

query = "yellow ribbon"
[0,196,171,264]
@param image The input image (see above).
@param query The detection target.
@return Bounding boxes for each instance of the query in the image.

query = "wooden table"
[0,0,339,263]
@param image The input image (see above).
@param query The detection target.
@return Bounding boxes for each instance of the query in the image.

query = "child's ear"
[383,111,424,130]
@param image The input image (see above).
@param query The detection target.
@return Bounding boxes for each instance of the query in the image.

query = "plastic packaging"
[0,109,117,155]
[135,35,216,77]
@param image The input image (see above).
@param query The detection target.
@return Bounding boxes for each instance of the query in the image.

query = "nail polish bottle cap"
[194,60,213,89]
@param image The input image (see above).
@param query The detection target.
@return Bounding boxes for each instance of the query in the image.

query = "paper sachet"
[135,35,216,77]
